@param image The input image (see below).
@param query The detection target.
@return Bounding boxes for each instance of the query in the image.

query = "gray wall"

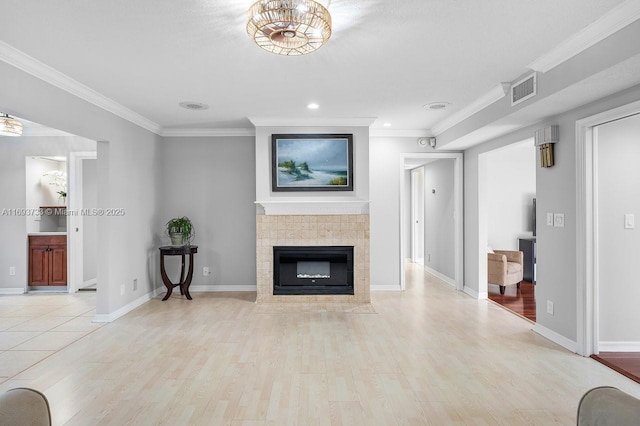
[423,159,455,279]
[161,136,257,287]
[0,60,163,316]
[82,158,98,283]
[369,137,446,287]
[596,113,640,343]
[486,142,536,251]
[464,83,640,342]
[0,136,95,290]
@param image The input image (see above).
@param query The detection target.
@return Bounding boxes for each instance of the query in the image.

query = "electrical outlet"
[133,278,138,291]
[203,267,211,276]
[9,266,15,276]
[120,284,125,296]
[553,213,565,228]
[547,300,554,315]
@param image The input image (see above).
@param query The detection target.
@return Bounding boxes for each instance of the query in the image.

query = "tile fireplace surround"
[255,212,370,304]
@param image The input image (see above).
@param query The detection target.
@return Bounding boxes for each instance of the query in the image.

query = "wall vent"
[511,73,537,106]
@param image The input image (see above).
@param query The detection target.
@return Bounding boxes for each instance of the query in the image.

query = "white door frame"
[399,153,464,291]
[576,99,640,356]
[410,167,425,265]
[67,151,97,293]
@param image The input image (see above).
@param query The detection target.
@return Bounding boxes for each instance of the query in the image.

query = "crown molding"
[528,0,640,73]
[248,117,377,127]
[161,127,256,137]
[0,41,162,135]
[369,128,433,138]
[432,83,510,136]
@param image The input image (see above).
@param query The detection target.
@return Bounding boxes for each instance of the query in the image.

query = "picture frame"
[271,134,354,192]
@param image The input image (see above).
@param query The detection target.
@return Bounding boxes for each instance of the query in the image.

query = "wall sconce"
[534,125,559,168]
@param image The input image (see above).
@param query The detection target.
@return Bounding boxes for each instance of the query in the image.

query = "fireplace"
[273,246,354,295]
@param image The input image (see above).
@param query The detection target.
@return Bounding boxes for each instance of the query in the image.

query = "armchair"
[487,250,523,294]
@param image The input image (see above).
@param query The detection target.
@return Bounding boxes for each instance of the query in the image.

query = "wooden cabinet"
[29,235,67,286]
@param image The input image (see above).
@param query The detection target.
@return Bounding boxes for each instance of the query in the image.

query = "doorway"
[478,139,536,322]
[399,153,463,291]
[68,152,98,293]
[577,99,640,357]
[411,167,425,265]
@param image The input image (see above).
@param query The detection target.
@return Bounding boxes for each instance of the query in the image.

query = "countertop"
[28,232,67,236]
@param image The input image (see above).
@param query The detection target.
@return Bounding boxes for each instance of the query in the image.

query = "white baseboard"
[463,286,487,300]
[371,285,402,291]
[598,341,640,352]
[189,285,257,292]
[93,288,160,323]
[0,287,25,295]
[423,266,455,288]
[533,324,578,353]
[82,278,97,287]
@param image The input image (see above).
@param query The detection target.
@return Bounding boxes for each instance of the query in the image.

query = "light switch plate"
[554,213,565,228]
[625,213,635,229]
[547,213,554,226]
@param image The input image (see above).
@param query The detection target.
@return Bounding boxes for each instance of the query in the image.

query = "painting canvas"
[271,134,353,191]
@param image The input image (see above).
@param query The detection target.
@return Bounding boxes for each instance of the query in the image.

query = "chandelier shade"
[0,113,23,137]
[247,0,332,56]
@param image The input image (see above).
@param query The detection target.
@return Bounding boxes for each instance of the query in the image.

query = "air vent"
[511,73,537,106]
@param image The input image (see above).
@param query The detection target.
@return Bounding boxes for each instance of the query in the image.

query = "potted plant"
[165,216,194,246]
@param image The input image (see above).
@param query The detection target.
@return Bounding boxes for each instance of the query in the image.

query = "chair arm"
[494,250,523,265]
[488,253,506,263]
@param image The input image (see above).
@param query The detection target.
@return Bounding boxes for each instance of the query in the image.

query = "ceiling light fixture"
[307,103,319,109]
[0,113,23,137]
[247,0,332,56]
[383,123,391,127]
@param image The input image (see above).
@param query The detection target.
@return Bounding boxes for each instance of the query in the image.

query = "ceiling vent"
[511,73,537,106]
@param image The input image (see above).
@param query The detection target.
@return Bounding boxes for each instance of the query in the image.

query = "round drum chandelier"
[247,0,332,56]
[0,113,23,137]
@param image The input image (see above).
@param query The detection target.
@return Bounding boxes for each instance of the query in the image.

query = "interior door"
[411,167,425,265]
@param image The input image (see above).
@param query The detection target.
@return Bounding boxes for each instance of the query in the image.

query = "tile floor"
[0,292,101,382]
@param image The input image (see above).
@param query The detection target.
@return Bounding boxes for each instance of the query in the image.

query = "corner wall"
[463,83,640,345]
[0,60,163,318]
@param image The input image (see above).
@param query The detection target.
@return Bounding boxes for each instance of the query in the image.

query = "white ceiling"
[0,0,630,134]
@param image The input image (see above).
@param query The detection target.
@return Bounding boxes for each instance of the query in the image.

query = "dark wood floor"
[591,353,640,385]
[488,281,536,322]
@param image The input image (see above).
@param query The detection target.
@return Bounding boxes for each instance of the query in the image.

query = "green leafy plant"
[165,216,194,246]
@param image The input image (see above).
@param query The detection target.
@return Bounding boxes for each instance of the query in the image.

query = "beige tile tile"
[0,317,31,331]
[8,316,73,332]
[0,350,55,378]
[12,331,88,351]
[51,317,105,332]
[0,331,42,350]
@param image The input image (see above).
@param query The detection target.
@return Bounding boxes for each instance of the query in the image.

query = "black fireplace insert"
[273,246,354,295]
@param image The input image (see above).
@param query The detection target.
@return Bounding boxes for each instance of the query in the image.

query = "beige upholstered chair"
[0,387,51,426]
[487,249,523,294]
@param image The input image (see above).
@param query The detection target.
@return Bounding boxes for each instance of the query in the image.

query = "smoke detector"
[179,101,209,111]
[423,102,451,111]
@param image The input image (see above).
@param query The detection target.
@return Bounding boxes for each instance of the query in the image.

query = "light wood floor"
[2,264,640,425]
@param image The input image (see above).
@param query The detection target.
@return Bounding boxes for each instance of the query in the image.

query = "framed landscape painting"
[271,134,354,192]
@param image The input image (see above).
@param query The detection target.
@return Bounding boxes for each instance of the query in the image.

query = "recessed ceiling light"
[179,101,209,111]
[383,123,392,127]
[423,102,451,111]
[307,103,319,110]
